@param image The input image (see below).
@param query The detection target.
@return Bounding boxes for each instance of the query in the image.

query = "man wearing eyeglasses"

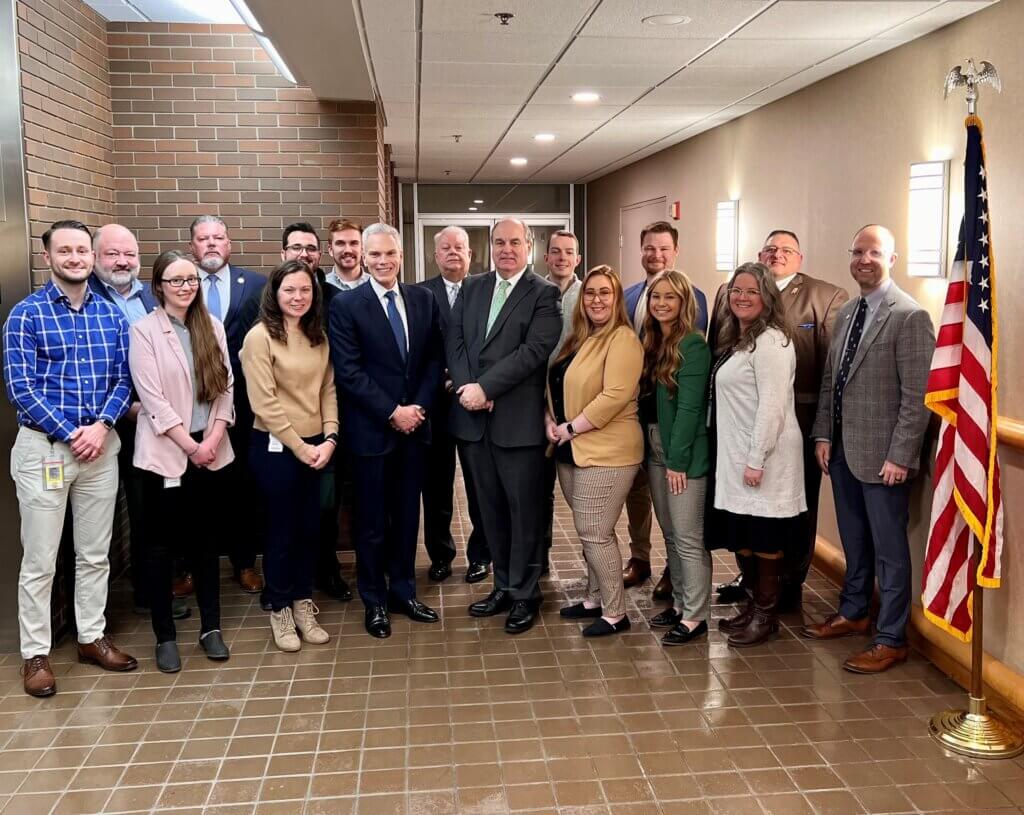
[714,230,849,611]
[802,225,933,675]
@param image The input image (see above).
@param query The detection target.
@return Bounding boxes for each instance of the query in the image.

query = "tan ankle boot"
[292,599,329,644]
[270,607,301,652]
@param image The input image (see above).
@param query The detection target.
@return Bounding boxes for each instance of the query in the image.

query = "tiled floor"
[1,475,1023,815]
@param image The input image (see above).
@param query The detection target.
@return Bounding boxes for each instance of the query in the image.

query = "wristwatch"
[100,418,114,429]
[566,423,577,437]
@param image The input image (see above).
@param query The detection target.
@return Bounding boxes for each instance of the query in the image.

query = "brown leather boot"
[237,568,264,594]
[78,636,138,672]
[727,555,781,648]
[718,553,756,634]
[652,568,672,601]
[22,656,56,697]
[622,558,651,588]
[172,572,194,598]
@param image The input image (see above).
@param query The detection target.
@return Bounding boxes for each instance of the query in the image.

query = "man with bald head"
[802,225,934,674]
[448,218,561,634]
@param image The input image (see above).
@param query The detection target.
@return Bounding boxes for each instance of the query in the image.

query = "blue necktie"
[205,273,222,321]
[384,290,407,362]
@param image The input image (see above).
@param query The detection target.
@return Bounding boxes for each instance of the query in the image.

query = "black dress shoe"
[648,608,682,628]
[468,588,512,617]
[155,641,181,673]
[582,617,631,637]
[662,619,708,646]
[559,602,602,619]
[465,561,490,584]
[199,630,230,660]
[716,573,748,604]
[317,572,353,602]
[364,605,391,639]
[505,600,538,634]
[388,597,439,623]
[428,561,453,582]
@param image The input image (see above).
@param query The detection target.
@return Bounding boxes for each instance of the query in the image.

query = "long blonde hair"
[642,270,698,398]
[555,265,631,363]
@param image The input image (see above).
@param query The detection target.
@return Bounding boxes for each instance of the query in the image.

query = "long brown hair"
[258,260,324,346]
[642,270,698,397]
[715,261,792,353]
[152,249,229,403]
[554,265,630,364]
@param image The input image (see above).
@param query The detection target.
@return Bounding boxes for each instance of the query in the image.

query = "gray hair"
[189,215,228,239]
[433,225,470,248]
[492,217,533,244]
[93,223,139,252]
[362,222,402,245]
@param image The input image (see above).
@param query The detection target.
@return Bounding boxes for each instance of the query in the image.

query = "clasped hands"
[391,404,426,435]
[456,383,493,412]
[544,418,572,446]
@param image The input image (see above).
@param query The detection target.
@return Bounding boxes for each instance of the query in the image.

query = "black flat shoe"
[716,573,748,604]
[663,620,708,646]
[465,561,490,584]
[388,598,439,623]
[582,617,631,637]
[428,561,453,582]
[155,641,181,673]
[468,588,512,617]
[199,630,230,660]
[365,605,391,639]
[559,603,602,619]
[648,608,682,628]
[505,600,538,635]
[317,572,353,602]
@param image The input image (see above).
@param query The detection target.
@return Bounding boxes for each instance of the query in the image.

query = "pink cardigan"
[129,308,235,477]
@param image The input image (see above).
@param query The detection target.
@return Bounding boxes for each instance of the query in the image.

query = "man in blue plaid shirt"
[3,219,139,698]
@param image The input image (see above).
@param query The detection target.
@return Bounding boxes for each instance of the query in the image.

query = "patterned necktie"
[447,282,459,308]
[384,290,407,362]
[205,273,222,321]
[833,297,868,436]
[486,279,510,335]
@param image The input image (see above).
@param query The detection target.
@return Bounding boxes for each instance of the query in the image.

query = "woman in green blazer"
[640,271,712,645]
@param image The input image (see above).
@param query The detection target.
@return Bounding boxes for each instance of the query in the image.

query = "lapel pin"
[236,276,244,285]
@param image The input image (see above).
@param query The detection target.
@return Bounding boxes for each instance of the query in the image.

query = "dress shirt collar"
[369,276,401,302]
[860,277,892,314]
[45,280,94,308]
[775,273,797,291]
[494,266,527,291]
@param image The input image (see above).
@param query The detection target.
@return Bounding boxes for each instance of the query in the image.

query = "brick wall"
[17,0,115,280]
[108,22,381,273]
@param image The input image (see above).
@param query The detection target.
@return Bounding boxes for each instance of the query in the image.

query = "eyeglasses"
[848,248,886,261]
[285,244,320,255]
[762,245,800,257]
[729,287,762,298]
[164,277,200,288]
[583,288,614,301]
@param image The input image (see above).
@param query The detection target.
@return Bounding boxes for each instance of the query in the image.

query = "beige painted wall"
[586,0,1024,674]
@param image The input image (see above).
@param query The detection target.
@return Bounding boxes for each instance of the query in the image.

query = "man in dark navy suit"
[329,223,444,639]
[416,226,490,585]
[188,215,267,595]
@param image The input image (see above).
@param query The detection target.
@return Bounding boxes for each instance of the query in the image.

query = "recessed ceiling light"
[642,14,691,26]
[510,157,528,166]
[473,199,484,204]
[468,206,478,211]
[534,133,555,142]
[571,91,600,104]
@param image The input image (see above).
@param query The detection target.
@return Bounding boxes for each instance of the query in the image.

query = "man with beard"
[188,215,266,596]
[324,219,367,293]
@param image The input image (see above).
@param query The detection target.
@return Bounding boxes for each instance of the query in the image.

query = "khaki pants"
[10,427,120,658]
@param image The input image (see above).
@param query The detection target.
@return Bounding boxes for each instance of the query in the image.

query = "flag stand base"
[929,696,1024,759]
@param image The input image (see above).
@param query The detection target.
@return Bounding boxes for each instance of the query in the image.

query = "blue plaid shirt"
[3,281,131,443]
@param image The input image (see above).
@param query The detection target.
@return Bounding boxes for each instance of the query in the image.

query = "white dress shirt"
[369,276,408,352]
[775,273,797,291]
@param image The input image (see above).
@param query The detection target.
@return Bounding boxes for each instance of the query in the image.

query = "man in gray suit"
[802,225,935,674]
[448,218,562,634]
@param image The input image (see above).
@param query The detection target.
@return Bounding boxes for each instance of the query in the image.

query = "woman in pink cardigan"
[130,249,235,673]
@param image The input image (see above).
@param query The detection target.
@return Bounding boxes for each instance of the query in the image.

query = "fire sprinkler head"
[494,12,514,25]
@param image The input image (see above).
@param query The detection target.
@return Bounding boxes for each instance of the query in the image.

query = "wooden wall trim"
[998,416,1024,450]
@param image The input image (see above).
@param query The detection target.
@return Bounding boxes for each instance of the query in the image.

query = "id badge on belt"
[42,451,66,491]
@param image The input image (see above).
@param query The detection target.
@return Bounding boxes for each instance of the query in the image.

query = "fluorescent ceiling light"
[534,133,555,142]
[227,0,262,32]
[571,91,600,103]
[255,33,296,85]
[509,157,528,166]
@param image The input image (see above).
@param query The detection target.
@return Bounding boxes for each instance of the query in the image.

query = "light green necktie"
[486,279,510,335]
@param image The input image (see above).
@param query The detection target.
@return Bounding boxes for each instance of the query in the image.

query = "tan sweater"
[240,322,338,455]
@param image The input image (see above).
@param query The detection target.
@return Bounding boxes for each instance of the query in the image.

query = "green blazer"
[653,331,710,477]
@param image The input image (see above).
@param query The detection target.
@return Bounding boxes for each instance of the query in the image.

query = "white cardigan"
[713,327,806,518]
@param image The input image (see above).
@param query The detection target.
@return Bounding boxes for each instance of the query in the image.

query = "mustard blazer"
[547,324,644,468]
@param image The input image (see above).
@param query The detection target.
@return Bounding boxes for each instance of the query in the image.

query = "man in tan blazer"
[712,230,849,609]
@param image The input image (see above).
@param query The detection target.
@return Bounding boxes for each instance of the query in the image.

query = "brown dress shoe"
[622,557,651,588]
[78,636,138,672]
[843,643,908,674]
[172,572,194,598]
[237,568,264,594]
[800,613,870,640]
[22,656,56,698]
[652,568,673,601]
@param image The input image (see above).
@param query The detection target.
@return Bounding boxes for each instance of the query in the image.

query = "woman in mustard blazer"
[130,250,234,673]
[545,265,644,637]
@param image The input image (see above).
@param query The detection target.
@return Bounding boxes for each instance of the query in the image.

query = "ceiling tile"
[732,1,936,40]
[530,85,647,105]
[420,0,596,33]
[877,0,997,41]
[517,102,629,121]
[421,84,533,105]
[562,36,717,66]
[580,0,770,39]
[661,64,797,86]
[420,61,548,88]
[421,32,565,64]
[543,62,674,88]
[693,37,862,68]
[419,103,523,120]
[637,83,769,106]
[360,0,417,33]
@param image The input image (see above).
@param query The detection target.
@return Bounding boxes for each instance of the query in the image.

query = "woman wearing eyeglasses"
[130,250,235,672]
[707,262,806,648]
[546,265,644,637]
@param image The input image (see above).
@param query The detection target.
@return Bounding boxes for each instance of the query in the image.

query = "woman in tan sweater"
[241,260,339,653]
[545,265,644,637]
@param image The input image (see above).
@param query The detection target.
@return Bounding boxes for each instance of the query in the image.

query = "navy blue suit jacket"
[329,281,444,457]
[624,277,709,335]
[87,273,159,315]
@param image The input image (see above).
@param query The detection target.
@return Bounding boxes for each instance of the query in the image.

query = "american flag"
[922,115,1003,642]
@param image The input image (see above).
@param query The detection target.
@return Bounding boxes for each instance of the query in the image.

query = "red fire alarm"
[670,201,681,220]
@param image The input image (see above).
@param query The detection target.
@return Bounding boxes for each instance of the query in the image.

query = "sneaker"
[292,599,330,645]
[270,607,301,652]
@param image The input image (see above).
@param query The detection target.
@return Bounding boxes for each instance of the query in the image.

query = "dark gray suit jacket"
[446,270,561,448]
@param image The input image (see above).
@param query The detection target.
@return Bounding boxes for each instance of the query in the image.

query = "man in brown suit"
[712,230,849,609]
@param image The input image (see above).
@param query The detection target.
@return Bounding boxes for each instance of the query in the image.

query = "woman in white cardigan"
[706,262,806,648]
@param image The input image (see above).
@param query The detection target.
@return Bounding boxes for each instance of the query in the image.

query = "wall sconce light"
[907,161,949,277]
[716,200,739,272]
